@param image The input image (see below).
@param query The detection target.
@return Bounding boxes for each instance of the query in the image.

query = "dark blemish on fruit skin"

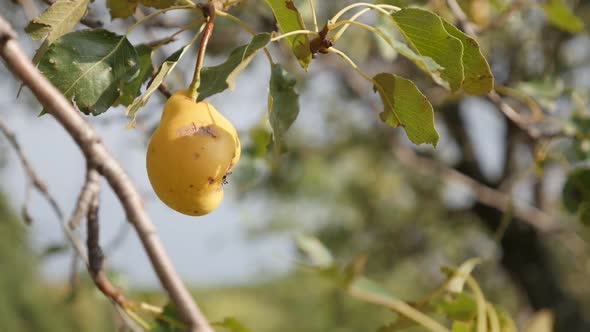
[208,177,215,185]
[189,184,194,188]
[194,152,200,159]
[176,122,217,138]
[193,210,199,214]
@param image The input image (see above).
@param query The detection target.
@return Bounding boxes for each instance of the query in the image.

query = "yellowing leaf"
[26,0,89,42]
[125,43,193,127]
[373,73,439,146]
[106,0,193,19]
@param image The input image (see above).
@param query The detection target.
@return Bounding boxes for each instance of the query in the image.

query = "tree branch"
[0,115,64,222]
[0,16,211,332]
[392,144,562,233]
[69,166,101,230]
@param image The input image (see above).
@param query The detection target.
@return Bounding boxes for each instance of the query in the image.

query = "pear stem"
[189,1,216,102]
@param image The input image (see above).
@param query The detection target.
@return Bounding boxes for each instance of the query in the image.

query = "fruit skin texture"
[146,90,240,216]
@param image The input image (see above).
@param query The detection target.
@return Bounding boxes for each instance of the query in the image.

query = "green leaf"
[391,8,464,92]
[115,45,153,106]
[563,168,590,224]
[579,202,590,226]
[452,320,475,332]
[294,233,334,268]
[106,0,193,19]
[542,0,585,33]
[441,20,494,95]
[437,293,477,321]
[152,303,186,332]
[26,0,89,42]
[263,0,312,70]
[393,42,449,89]
[39,29,140,115]
[125,43,193,127]
[373,73,439,146]
[212,317,253,332]
[268,64,299,149]
[197,33,271,102]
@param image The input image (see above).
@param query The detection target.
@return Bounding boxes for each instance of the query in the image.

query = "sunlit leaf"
[197,33,271,101]
[437,293,477,321]
[212,317,253,332]
[524,310,553,332]
[373,73,439,146]
[294,233,334,268]
[441,20,494,95]
[268,64,299,149]
[106,0,193,19]
[26,0,89,42]
[115,45,153,106]
[542,0,585,33]
[391,8,464,92]
[152,303,186,332]
[263,0,312,70]
[446,258,481,293]
[125,43,193,127]
[39,29,139,115]
[452,320,475,332]
[26,0,90,64]
[496,307,518,332]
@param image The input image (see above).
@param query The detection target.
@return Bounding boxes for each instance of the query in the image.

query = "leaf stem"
[348,281,451,332]
[466,277,488,332]
[308,0,319,32]
[270,30,318,42]
[329,20,393,48]
[125,5,196,37]
[215,10,275,65]
[329,3,400,24]
[149,19,205,50]
[189,2,216,101]
[331,5,398,42]
[327,47,402,125]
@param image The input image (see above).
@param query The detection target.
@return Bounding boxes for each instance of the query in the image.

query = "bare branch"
[0,115,64,221]
[393,145,562,233]
[15,0,39,20]
[69,166,101,230]
[86,191,132,307]
[445,0,566,141]
[0,16,211,332]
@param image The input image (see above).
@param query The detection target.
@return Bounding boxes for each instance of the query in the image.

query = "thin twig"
[16,0,39,20]
[0,117,138,330]
[393,145,561,233]
[69,166,101,230]
[0,115,64,221]
[0,16,212,332]
[86,191,131,307]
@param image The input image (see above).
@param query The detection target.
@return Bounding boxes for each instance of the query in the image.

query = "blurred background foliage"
[2,0,590,331]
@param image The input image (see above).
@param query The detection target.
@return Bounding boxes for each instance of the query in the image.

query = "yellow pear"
[146,90,240,216]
